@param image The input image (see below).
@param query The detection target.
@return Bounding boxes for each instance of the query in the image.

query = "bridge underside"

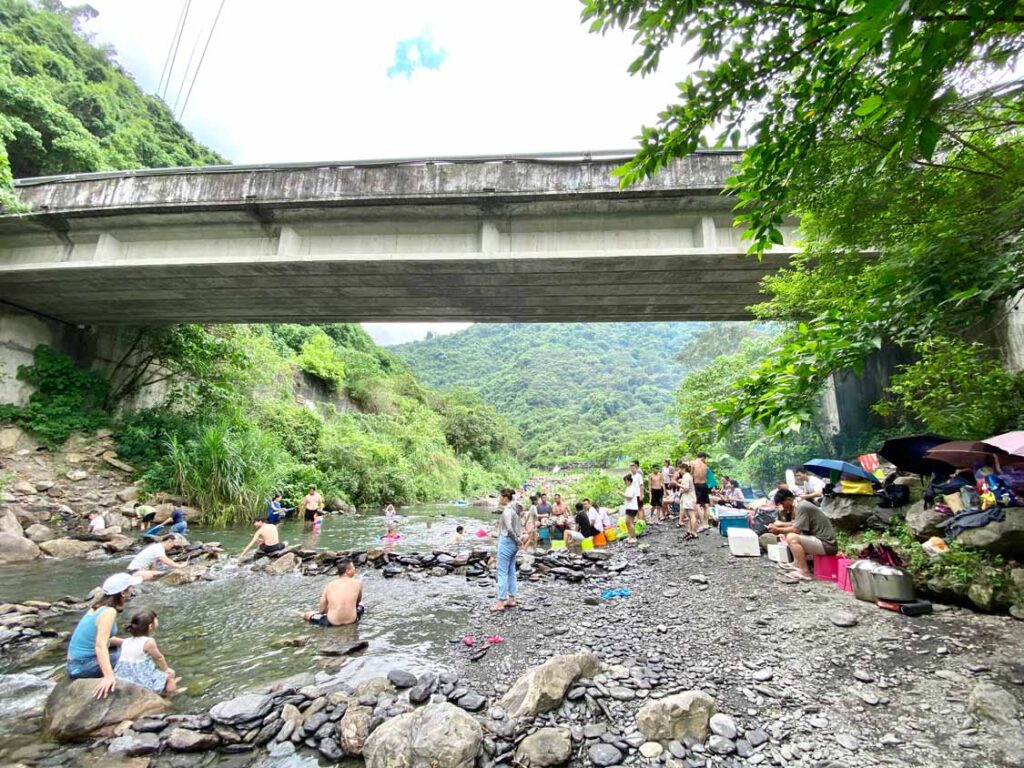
[0,153,794,325]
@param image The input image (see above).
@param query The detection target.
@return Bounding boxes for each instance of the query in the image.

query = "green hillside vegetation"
[3,324,523,523]
[0,0,224,210]
[395,322,710,466]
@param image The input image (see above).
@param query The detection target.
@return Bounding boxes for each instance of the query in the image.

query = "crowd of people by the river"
[63,460,842,702]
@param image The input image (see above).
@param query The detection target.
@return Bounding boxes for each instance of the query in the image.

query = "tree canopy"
[586,0,1024,443]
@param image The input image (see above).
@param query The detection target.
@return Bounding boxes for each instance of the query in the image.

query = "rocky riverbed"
[2,519,1024,768]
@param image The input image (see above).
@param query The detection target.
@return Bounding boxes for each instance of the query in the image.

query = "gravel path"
[449,522,1024,768]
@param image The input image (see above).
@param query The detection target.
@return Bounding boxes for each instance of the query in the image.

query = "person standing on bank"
[66,572,142,698]
[491,488,525,613]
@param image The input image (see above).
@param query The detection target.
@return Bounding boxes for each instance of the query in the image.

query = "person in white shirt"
[621,473,640,542]
[128,537,184,581]
[630,461,645,521]
[584,499,611,532]
[88,511,106,533]
[794,470,825,501]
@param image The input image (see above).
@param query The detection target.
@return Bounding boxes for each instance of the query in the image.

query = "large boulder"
[103,534,135,554]
[363,703,481,768]
[0,507,24,537]
[44,679,170,741]
[266,552,300,574]
[151,503,201,524]
[39,538,103,558]
[906,501,950,540]
[635,690,716,742]
[956,509,1024,556]
[0,532,41,563]
[515,726,572,767]
[337,705,373,755]
[209,693,274,725]
[24,523,56,543]
[968,681,1020,725]
[497,652,600,720]
[161,564,209,586]
[822,495,893,532]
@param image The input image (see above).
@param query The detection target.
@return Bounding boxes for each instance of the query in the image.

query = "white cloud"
[82,1,695,340]
[84,0,692,163]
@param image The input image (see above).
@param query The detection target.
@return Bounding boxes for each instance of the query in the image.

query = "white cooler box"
[727,527,760,557]
[767,542,793,563]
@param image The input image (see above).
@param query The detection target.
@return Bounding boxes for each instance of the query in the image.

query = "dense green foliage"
[0,344,110,446]
[570,469,623,508]
[587,0,1024,445]
[673,327,830,488]
[0,0,224,209]
[875,337,1024,439]
[395,322,703,465]
[2,326,523,523]
[113,324,524,523]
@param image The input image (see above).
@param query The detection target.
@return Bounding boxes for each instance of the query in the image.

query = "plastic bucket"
[617,519,628,535]
[538,526,550,541]
[635,519,647,536]
[593,532,607,548]
[604,527,618,542]
[550,538,566,550]
[581,537,594,551]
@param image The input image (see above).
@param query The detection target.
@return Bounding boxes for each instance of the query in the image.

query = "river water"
[0,504,500,730]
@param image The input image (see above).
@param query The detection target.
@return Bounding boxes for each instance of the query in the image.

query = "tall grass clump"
[170,419,285,525]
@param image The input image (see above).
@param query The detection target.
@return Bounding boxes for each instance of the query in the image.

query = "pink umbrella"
[981,431,1024,457]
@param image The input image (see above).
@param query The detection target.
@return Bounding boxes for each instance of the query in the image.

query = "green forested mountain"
[394,323,711,466]
[0,0,224,210]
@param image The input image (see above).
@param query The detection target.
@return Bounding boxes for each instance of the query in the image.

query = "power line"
[177,0,227,120]
[171,26,204,115]
[156,0,188,97]
[160,0,192,101]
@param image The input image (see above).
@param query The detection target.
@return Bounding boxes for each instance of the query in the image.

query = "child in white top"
[113,610,178,694]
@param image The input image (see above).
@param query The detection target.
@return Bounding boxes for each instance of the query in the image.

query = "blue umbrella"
[803,459,881,485]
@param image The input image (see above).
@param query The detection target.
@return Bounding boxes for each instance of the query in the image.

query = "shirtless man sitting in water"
[303,558,364,627]
[239,519,286,558]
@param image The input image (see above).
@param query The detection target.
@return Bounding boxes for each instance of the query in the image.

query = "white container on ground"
[727,527,761,557]
[767,542,793,563]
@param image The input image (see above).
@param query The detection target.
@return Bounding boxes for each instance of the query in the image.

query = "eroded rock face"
[497,652,601,720]
[635,690,716,742]
[822,495,891,532]
[44,679,170,741]
[0,532,41,562]
[363,703,481,768]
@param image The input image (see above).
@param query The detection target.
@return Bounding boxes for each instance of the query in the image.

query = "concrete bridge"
[0,150,796,325]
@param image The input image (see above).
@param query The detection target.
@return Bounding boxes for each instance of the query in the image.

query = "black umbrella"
[878,434,955,476]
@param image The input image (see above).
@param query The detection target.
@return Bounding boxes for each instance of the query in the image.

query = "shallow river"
[0,504,500,717]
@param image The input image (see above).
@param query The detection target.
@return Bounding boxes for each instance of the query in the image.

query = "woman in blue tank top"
[67,572,141,698]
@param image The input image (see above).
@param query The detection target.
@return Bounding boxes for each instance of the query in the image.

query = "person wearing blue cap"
[66,572,142,699]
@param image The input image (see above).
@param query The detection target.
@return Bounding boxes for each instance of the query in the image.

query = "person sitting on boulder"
[128,536,185,581]
[114,609,179,694]
[767,488,838,579]
[239,519,286,558]
[66,572,141,698]
[87,511,106,534]
[302,558,364,626]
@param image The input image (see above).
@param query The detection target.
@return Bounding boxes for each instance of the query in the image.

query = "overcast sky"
[83,1,691,344]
